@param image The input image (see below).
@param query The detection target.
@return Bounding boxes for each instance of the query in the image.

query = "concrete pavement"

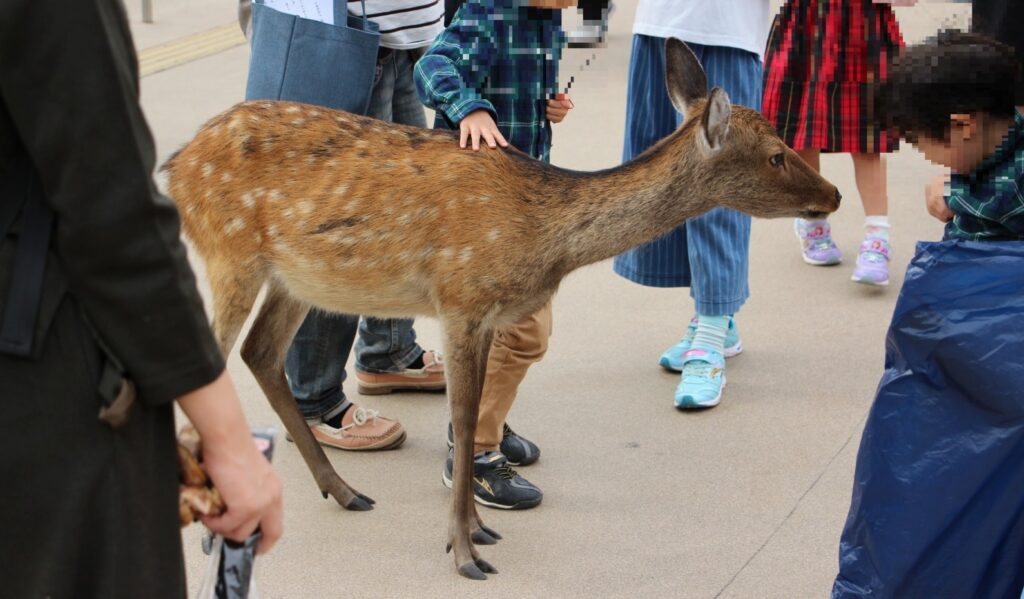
[131,1,970,596]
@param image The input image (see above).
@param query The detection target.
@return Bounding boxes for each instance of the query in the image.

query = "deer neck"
[547,129,713,273]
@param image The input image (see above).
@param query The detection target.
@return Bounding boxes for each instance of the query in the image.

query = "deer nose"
[835,188,842,207]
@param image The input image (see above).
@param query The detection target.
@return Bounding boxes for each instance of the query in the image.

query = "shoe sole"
[286,429,407,451]
[675,377,726,410]
[357,381,446,395]
[659,341,743,372]
[850,274,889,286]
[441,470,542,510]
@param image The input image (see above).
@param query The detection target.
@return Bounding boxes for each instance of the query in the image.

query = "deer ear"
[665,38,708,117]
[700,87,732,152]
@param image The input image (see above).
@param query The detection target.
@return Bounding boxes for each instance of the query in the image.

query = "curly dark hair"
[878,30,1021,143]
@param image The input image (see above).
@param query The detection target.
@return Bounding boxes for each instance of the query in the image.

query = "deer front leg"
[445,324,498,579]
[241,282,373,511]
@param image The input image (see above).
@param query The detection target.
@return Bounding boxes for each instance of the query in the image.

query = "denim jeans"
[287,47,428,419]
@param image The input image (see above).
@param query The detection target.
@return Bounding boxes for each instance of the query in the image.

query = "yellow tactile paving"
[138,23,245,78]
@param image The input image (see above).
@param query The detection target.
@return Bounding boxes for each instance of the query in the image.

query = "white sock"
[691,314,729,356]
[864,215,890,241]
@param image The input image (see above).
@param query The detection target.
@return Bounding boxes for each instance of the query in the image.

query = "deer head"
[664,38,841,220]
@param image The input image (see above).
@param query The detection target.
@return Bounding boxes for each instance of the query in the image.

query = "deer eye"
[769,153,785,168]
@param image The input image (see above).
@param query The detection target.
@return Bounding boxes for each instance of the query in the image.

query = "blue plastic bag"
[833,240,1024,599]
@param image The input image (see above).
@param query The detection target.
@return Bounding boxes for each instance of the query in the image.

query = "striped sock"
[691,314,729,356]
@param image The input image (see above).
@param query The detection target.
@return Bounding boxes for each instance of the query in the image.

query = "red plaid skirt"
[762,0,905,153]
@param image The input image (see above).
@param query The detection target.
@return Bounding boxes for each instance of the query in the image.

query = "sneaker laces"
[683,360,716,378]
[493,461,519,481]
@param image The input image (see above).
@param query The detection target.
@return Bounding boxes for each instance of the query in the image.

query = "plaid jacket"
[945,111,1024,241]
[414,0,563,162]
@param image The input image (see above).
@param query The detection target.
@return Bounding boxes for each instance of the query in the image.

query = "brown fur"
[163,40,839,580]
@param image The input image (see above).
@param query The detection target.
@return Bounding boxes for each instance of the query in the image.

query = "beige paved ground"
[131,1,970,597]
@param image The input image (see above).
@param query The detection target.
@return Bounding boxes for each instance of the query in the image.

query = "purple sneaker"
[795,219,842,265]
[851,235,891,286]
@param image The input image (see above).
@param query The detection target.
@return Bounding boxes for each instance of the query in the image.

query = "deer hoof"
[345,494,374,511]
[471,529,498,545]
[457,559,496,580]
[478,523,502,540]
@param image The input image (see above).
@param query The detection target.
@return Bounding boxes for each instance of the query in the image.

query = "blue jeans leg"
[286,309,357,421]
[355,47,427,373]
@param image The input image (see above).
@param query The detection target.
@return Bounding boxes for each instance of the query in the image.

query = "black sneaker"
[446,422,541,466]
[442,449,543,510]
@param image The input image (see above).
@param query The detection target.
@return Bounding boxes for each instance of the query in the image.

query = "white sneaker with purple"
[795,219,842,266]
[851,235,891,286]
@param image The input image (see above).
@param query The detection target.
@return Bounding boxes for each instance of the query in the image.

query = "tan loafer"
[355,350,446,395]
[309,405,406,451]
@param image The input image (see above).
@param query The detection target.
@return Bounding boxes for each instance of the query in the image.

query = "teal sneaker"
[674,349,726,409]
[659,316,742,372]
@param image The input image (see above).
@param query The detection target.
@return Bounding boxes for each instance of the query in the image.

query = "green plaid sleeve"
[413,2,498,127]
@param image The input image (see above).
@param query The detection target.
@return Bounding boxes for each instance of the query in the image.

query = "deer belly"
[273,263,434,318]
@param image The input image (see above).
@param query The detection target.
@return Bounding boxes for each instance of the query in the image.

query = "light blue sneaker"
[659,316,742,372]
[674,349,726,409]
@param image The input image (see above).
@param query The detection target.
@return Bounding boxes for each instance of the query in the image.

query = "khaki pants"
[475,300,553,452]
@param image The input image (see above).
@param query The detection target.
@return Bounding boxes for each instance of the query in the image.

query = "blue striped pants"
[612,35,763,316]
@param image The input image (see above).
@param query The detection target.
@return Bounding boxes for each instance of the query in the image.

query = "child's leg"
[475,301,553,454]
[850,153,892,286]
[851,152,888,218]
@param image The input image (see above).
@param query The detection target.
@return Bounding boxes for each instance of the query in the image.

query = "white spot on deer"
[253,232,262,244]
[220,172,233,183]
[253,187,266,197]
[267,224,280,238]
[334,184,349,196]
[486,229,500,242]
[397,213,412,226]
[308,110,321,118]
[478,194,493,202]
[398,250,412,261]
[224,217,245,235]
[285,106,301,114]
[286,150,297,159]
[248,115,262,124]
[262,138,274,151]
[273,241,289,253]
[292,118,306,127]
[344,199,361,212]
[459,247,473,263]
[269,190,284,202]
[297,200,314,216]
[228,116,242,131]
[305,155,318,166]
[440,248,455,260]
[419,247,435,260]
[326,159,338,169]
[240,192,255,208]
[282,207,295,219]
[354,140,369,149]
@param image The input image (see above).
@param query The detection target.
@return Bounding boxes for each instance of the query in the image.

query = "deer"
[162,38,841,580]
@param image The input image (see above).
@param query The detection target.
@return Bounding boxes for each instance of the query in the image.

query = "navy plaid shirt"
[414,0,564,162]
[945,111,1024,241]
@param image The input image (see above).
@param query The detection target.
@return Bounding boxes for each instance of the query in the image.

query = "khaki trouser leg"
[474,300,553,453]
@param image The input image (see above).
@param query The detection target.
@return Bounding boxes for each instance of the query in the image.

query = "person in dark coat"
[0,1,283,597]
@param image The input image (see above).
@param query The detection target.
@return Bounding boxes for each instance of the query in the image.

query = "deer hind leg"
[241,279,374,511]
[207,258,266,356]
[445,321,498,580]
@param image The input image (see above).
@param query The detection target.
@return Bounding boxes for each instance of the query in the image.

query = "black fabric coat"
[0,0,226,596]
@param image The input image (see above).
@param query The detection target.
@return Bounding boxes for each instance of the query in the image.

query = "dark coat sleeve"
[0,0,225,405]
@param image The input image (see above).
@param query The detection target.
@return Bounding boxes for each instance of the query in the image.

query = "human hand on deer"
[459,109,509,150]
[546,94,574,123]
[925,171,954,223]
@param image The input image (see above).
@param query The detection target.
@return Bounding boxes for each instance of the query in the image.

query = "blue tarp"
[833,240,1024,599]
